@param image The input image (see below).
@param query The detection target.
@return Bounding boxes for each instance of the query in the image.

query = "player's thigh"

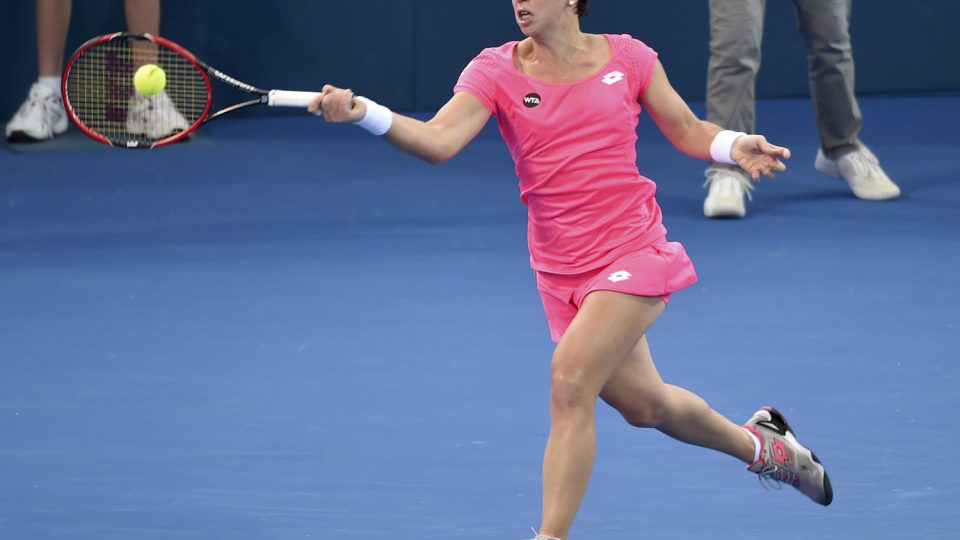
[599,335,664,406]
[550,292,665,398]
[599,335,671,426]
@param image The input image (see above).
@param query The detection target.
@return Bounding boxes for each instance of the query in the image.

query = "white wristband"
[710,130,746,165]
[354,96,393,136]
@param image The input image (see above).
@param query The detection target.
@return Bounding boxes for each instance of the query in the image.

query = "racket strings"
[66,37,209,144]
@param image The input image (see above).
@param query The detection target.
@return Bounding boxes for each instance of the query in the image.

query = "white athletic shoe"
[703,166,753,218]
[743,407,833,506]
[5,82,69,142]
[126,91,189,139]
[815,145,900,200]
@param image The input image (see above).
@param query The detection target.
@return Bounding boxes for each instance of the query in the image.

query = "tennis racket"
[63,32,320,148]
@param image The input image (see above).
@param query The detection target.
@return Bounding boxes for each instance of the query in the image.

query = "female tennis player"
[310,1,832,538]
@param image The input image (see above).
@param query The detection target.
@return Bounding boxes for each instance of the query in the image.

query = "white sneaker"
[126,91,189,139]
[703,167,754,218]
[815,145,900,200]
[5,82,69,142]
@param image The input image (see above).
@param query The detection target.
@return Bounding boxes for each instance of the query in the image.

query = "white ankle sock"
[39,76,61,94]
[743,427,761,463]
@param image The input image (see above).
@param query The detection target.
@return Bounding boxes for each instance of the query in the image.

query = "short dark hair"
[577,0,590,18]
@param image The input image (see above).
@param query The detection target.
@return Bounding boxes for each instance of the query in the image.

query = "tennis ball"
[133,64,166,96]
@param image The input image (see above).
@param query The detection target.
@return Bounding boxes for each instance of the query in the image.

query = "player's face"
[513,0,573,35]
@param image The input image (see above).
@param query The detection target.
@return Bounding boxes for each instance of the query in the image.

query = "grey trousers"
[706,0,861,158]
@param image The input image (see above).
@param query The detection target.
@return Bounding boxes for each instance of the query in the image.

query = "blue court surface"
[1,95,958,539]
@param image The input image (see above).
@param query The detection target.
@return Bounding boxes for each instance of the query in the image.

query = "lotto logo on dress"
[602,71,624,85]
[607,270,632,282]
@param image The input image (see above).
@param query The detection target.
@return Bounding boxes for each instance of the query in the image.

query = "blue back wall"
[2,0,958,120]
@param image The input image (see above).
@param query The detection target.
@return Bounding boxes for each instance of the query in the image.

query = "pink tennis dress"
[455,34,698,341]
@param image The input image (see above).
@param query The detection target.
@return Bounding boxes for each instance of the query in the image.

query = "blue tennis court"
[1,94,958,539]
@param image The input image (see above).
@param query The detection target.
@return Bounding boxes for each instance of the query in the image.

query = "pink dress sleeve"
[624,36,659,99]
[454,50,501,115]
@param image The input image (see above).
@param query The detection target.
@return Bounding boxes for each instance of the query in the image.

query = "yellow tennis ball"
[134,64,166,96]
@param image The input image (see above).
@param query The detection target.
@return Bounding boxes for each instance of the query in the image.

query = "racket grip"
[267,90,321,108]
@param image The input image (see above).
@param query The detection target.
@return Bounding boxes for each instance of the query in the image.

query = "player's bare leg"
[598,312,832,507]
[538,292,666,539]
[123,0,160,34]
[600,336,755,462]
[6,0,70,141]
[124,0,160,66]
[36,0,72,77]
[120,2,188,139]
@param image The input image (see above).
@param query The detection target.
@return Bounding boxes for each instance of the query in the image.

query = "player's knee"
[617,395,669,428]
[549,366,594,418]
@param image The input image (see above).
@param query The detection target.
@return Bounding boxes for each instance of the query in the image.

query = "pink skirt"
[534,238,698,342]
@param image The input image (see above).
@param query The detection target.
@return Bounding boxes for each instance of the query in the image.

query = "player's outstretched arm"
[640,60,789,181]
[309,86,491,165]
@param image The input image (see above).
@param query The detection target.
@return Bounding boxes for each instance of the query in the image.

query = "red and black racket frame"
[63,32,273,148]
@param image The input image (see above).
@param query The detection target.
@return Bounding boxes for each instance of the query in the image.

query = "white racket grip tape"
[710,130,747,165]
[267,90,321,108]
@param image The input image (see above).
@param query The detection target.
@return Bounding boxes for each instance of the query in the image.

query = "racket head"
[63,32,213,148]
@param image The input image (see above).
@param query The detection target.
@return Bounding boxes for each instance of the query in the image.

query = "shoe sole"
[6,131,51,143]
[849,190,900,201]
[703,201,746,219]
[704,208,745,219]
[762,406,833,506]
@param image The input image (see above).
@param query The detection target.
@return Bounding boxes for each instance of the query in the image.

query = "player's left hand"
[732,135,791,181]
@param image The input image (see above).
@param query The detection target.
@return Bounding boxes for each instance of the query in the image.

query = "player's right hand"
[309,85,366,123]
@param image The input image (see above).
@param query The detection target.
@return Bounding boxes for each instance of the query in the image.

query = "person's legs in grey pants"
[794,0,861,158]
[706,0,766,134]
[703,0,766,217]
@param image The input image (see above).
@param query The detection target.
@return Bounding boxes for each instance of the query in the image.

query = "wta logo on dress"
[523,93,542,108]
